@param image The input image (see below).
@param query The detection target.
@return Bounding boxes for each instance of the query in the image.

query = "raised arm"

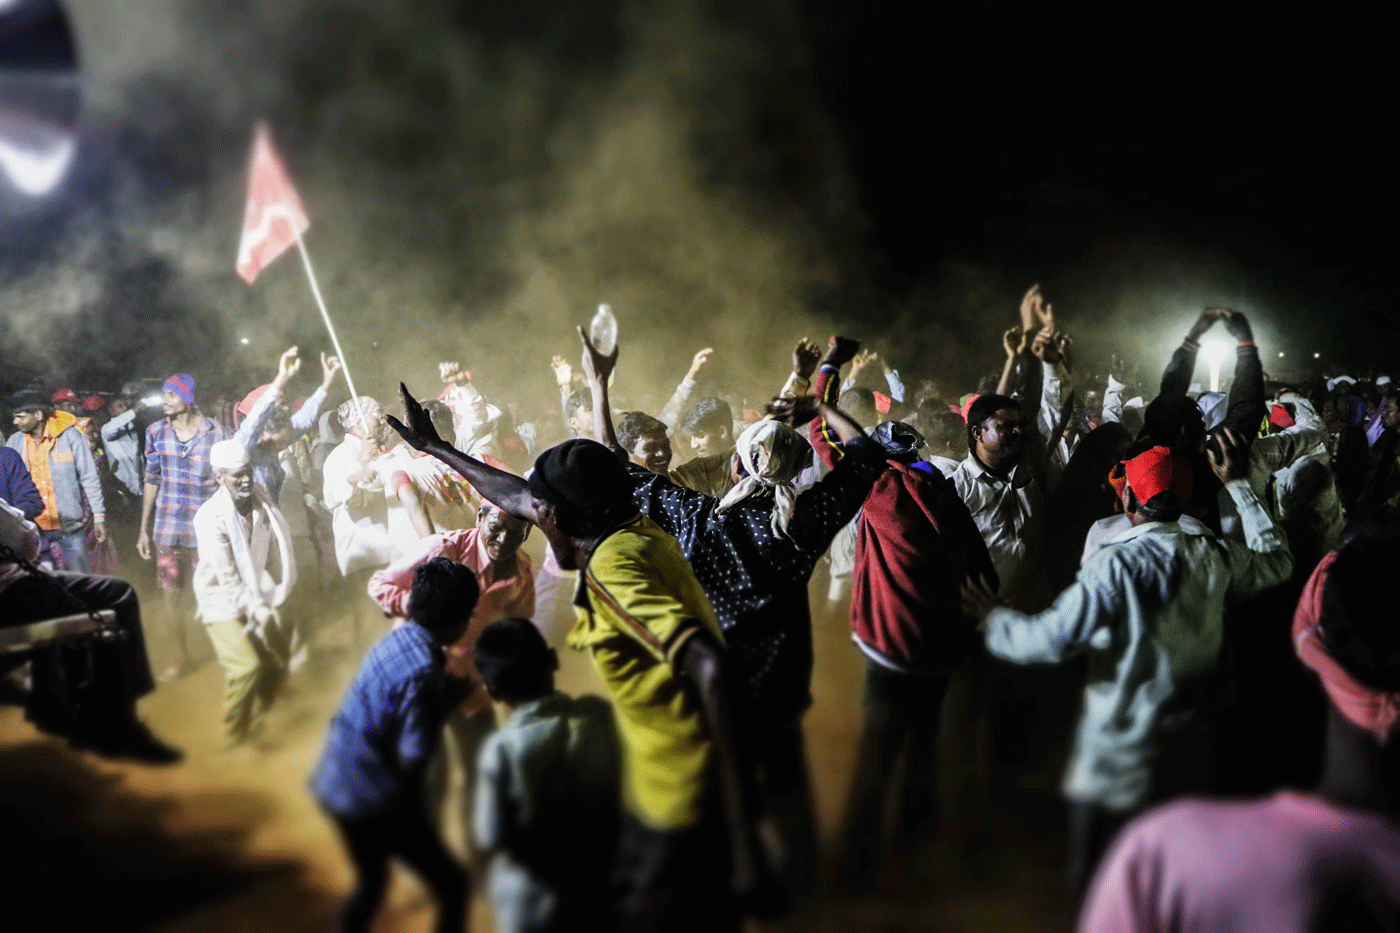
[386,383,544,524]
[579,326,620,449]
[234,346,302,450]
[1217,311,1265,442]
[289,352,341,434]
[659,347,712,429]
[807,336,861,468]
[1159,307,1225,398]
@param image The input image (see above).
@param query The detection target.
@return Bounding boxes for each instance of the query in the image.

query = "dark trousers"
[330,796,468,933]
[4,571,156,730]
[752,718,819,896]
[837,661,951,885]
[1067,802,1132,902]
[613,807,739,933]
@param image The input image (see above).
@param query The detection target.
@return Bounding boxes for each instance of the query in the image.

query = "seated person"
[1,497,180,764]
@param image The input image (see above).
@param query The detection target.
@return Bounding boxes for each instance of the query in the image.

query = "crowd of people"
[4,284,1400,931]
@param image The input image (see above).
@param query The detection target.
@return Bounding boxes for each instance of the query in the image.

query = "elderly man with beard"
[193,439,298,750]
[369,500,535,848]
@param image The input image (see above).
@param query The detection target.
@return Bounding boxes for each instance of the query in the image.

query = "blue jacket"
[0,446,44,520]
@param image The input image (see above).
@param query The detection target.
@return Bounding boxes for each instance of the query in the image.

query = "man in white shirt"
[194,440,297,749]
[962,430,1293,896]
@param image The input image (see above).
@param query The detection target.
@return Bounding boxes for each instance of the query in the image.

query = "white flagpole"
[292,231,367,427]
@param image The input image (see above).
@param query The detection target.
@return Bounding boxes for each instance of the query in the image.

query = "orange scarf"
[21,411,78,532]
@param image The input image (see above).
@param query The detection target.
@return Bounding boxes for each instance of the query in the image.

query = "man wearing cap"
[1079,526,1400,932]
[7,390,107,572]
[962,430,1294,896]
[193,439,298,748]
[138,372,227,680]
[230,346,340,503]
[386,383,785,932]
[811,358,999,888]
[323,396,397,640]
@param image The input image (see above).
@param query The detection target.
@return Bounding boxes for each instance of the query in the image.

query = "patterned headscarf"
[337,396,382,434]
[715,420,808,540]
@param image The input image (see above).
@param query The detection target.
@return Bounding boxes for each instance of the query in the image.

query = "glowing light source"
[240,337,250,345]
[1278,352,1285,358]
[1314,353,1321,359]
[0,117,75,196]
[1202,340,1229,392]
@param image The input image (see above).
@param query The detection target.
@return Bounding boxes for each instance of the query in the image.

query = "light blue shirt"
[984,479,1292,811]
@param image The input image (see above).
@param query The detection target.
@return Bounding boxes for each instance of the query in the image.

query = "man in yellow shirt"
[387,383,784,932]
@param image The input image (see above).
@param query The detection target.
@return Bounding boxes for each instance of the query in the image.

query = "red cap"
[874,391,892,414]
[1124,446,1193,506]
[960,394,981,423]
[1269,404,1295,431]
[51,387,78,404]
[237,384,272,416]
[81,394,106,412]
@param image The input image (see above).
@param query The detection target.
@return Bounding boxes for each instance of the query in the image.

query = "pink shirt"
[1080,791,1400,933]
[368,527,534,714]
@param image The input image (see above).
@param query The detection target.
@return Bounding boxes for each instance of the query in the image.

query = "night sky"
[2,0,1395,395]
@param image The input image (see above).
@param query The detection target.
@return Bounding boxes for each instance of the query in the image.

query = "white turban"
[209,439,251,472]
[715,420,808,541]
[337,396,383,433]
[1327,375,1357,392]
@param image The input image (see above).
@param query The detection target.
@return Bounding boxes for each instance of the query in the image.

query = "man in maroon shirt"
[811,349,997,890]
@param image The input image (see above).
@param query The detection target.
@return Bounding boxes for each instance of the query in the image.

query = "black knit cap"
[527,439,634,519]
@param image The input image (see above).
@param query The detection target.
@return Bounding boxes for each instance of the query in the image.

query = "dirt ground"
[0,542,1075,933]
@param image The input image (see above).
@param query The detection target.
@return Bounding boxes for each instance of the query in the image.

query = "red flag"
[236,123,310,284]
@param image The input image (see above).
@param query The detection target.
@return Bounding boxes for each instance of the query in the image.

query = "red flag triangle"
[236,122,310,284]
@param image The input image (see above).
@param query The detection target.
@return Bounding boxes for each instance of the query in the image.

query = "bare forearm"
[996,354,1016,397]
[588,377,618,448]
[682,637,756,861]
[423,441,540,523]
[818,402,866,442]
[140,483,158,533]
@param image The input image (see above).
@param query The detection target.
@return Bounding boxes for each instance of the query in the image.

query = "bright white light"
[1314,353,1321,359]
[240,337,250,345]
[1202,340,1229,392]
[0,112,76,197]
[142,394,163,407]
[1278,352,1285,358]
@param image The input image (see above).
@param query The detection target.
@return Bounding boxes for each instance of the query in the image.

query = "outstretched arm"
[1218,311,1265,443]
[579,327,620,449]
[386,383,544,524]
[1160,307,1226,398]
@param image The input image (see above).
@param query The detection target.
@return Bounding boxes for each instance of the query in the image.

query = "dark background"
[2,0,1394,397]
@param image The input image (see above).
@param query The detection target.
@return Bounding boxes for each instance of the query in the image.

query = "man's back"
[1081,791,1400,933]
[475,692,619,932]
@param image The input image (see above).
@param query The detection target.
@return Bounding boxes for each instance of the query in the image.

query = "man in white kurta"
[194,440,297,748]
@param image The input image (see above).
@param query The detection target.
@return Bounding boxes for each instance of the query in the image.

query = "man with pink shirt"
[1080,525,1400,931]
[368,500,534,848]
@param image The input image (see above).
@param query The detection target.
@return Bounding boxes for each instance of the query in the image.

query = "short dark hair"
[1126,488,1186,523]
[616,411,668,451]
[681,397,733,437]
[965,394,1019,451]
[1321,527,1400,692]
[473,617,556,701]
[407,557,480,640]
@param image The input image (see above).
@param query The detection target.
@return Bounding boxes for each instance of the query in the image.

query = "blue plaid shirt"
[311,622,454,819]
[144,416,226,547]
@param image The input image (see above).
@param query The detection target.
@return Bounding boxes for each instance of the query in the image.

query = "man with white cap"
[962,430,1293,897]
[580,329,887,896]
[193,439,298,748]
